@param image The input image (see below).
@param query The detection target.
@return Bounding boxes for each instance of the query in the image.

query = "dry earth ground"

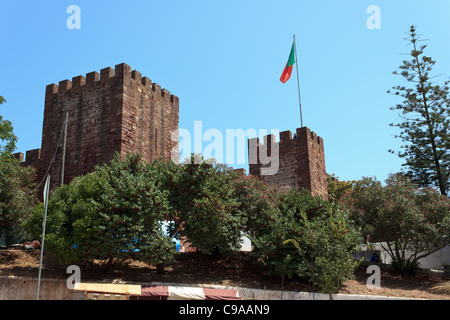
[1,249,449,300]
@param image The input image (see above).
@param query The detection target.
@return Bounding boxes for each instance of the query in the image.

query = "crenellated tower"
[248,126,328,200]
[15,63,179,192]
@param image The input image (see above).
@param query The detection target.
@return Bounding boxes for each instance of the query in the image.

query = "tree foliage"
[249,189,362,295]
[284,211,363,300]
[22,152,363,292]
[156,154,250,255]
[0,155,36,230]
[23,153,177,267]
[327,174,354,203]
[388,26,450,196]
[0,95,36,244]
[340,173,450,274]
[0,96,18,155]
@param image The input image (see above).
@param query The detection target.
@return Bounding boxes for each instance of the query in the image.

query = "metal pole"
[36,175,50,300]
[60,111,68,187]
[293,34,303,128]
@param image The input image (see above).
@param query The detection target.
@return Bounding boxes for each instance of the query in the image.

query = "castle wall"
[120,66,179,162]
[15,63,179,193]
[248,127,328,200]
[15,63,325,201]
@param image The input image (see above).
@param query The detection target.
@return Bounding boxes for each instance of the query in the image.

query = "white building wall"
[359,243,450,270]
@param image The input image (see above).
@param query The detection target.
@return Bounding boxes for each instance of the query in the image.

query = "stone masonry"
[14,63,179,193]
[14,62,327,202]
[248,126,328,200]
[12,63,327,253]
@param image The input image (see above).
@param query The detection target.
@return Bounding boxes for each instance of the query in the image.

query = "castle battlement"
[14,148,41,163]
[18,63,179,197]
[248,126,327,200]
[249,127,324,148]
[45,63,179,105]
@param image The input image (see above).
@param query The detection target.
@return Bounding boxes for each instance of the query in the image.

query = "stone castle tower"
[248,126,328,200]
[15,62,327,201]
[15,63,179,192]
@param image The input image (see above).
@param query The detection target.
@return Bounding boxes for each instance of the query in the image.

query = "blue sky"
[1,1,449,183]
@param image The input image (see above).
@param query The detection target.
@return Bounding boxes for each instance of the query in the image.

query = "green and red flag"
[280,41,296,84]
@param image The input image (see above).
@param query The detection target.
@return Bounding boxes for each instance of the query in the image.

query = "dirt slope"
[1,249,449,300]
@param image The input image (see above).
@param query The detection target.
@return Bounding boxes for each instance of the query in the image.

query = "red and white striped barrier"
[130,285,241,300]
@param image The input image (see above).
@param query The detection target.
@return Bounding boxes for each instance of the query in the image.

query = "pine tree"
[388,26,450,196]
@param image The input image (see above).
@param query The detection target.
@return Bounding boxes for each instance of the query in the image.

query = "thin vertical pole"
[36,175,50,300]
[293,34,303,128]
[60,111,68,187]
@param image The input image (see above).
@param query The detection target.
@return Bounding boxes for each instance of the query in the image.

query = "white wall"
[360,243,450,270]
[239,233,253,252]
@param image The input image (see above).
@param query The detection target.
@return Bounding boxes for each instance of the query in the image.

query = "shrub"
[249,189,362,295]
[341,173,450,275]
[0,154,36,243]
[327,174,354,203]
[23,153,177,268]
[299,209,363,298]
[156,155,247,255]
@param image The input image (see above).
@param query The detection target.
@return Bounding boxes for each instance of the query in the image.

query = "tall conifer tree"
[388,26,450,196]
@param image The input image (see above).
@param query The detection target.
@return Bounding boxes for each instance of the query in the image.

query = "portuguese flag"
[280,41,296,84]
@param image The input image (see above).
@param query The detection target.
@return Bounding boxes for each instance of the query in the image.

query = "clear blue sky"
[1,1,449,183]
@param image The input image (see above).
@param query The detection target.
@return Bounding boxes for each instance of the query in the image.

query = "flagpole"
[293,34,303,128]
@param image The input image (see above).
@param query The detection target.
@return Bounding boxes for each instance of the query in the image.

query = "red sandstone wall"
[15,63,179,193]
[120,65,179,163]
[248,126,328,200]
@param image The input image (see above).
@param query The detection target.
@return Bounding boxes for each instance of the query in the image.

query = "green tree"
[157,154,247,255]
[23,172,107,264]
[388,26,450,196]
[341,173,450,274]
[327,174,354,203]
[0,155,37,243]
[231,171,279,245]
[250,189,362,295]
[23,153,177,268]
[247,189,304,279]
[284,209,363,300]
[0,95,36,245]
[338,177,385,243]
[0,96,18,155]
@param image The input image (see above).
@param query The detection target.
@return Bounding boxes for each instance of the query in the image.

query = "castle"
[248,127,328,200]
[14,63,327,200]
[14,63,179,192]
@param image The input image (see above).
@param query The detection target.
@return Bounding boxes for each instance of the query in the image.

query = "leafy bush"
[0,155,36,242]
[23,154,177,268]
[231,172,279,246]
[341,173,450,274]
[249,189,362,295]
[327,174,354,203]
[22,152,364,290]
[391,258,419,275]
[156,155,247,255]
[299,209,362,298]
